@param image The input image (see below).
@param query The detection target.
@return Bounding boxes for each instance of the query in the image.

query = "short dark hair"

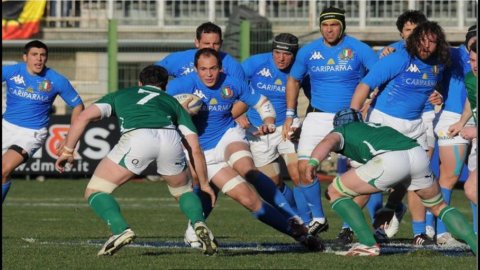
[406,21,451,66]
[395,10,427,32]
[470,40,477,54]
[196,22,222,41]
[139,65,169,89]
[194,48,222,69]
[24,40,48,55]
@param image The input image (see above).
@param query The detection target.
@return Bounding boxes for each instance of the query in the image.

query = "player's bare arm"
[283,76,301,140]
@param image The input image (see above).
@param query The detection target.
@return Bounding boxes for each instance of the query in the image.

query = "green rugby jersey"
[332,122,419,164]
[464,71,477,123]
[95,85,197,134]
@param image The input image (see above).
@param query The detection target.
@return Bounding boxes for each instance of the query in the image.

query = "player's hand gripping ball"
[173,93,203,115]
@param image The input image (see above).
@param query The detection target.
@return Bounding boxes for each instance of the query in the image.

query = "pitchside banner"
[12,115,157,177]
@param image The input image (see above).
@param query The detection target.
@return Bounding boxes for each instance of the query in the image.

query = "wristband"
[286,108,296,118]
[63,146,74,153]
[61,152,73,157]
[308,158,320,167]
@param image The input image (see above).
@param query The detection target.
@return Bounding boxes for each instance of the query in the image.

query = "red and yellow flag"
[2,0,46,40]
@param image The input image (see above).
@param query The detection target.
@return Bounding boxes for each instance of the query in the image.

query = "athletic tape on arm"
[253,95,276,120]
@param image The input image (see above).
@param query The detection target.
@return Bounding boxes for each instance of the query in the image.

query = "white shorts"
[468,139,477,172]
[297,112,335,159]
[107,129,186,176]
[367,109,428,150]
[2,119,48,157]
[246,125,296,167]
[355,146,434,191]
[422,110,437,148]
[204,125,248,180]
[434,110,472,146]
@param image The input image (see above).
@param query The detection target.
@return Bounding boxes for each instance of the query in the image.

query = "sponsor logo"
[27,87,34,93]
[422,73,428,79]
[180,65,195,76]
[256,67,272,78]
[209,98,218,105]
[310,65,353,72]
[193,89,207,99]
[274,79,282,85]
[406,63,420,73]
[256,82,285,92]
[309,51,324,60]
[10,74,25,85]
[221,86,234,99]
[327,58,335,65]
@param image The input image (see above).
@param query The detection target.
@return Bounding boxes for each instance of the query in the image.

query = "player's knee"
[237,191,261,211]
[84,175,118,200]
[330,176,358,199]
[421,192,444,214]
[167,178,193,198]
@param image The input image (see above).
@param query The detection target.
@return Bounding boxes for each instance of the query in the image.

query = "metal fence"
[44,0,477,30]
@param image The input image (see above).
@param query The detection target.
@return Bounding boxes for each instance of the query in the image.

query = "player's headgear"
[319,7,346,36]
[333,108,363,128]
[465,24,477,47]
[272,33,299,54]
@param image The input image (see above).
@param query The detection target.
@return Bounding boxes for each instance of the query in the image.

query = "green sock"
[439,206,477,255]
[179,192,205,225]
[88,192,129,235]
[331,197,377,246]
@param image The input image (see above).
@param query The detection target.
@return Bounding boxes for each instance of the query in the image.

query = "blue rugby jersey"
[242,52,307,127]
[441,46,470,114]
[155,49,245,80]
[364,50,445,120]
[167,72,262,150]
[379,40,435,114]
[289,35,377,113]
[2,63,82,129]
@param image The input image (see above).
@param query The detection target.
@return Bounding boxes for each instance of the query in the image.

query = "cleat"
[413,233,436,246]
[287,216,309,239]
[184,221,202,249]
[336,243,380,256]
[308,218,329,236]
[425,225,435,240]
[331,227,355,251]
[193,222,218,256]
[97,228,136,256]
[436,233,463,247]
[374,227,390,244]
[299,234,325,252]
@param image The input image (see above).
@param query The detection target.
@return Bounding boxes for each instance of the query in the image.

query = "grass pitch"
[2,179,477,270]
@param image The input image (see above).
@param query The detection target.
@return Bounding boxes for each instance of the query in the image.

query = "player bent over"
[55,65,218,256]
[305,109,477,256]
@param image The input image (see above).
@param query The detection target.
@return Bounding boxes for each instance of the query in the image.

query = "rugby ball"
[173,93,203,115]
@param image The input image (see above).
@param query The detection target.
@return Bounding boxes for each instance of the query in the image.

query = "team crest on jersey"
[431,65,439,75]
[339,49,353,60]
[274,79,282,85]
[210,98,218,105]
[422,73,428,79]
[39,80,52,92]
[327,58,335,65]
[221,86,234,99]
